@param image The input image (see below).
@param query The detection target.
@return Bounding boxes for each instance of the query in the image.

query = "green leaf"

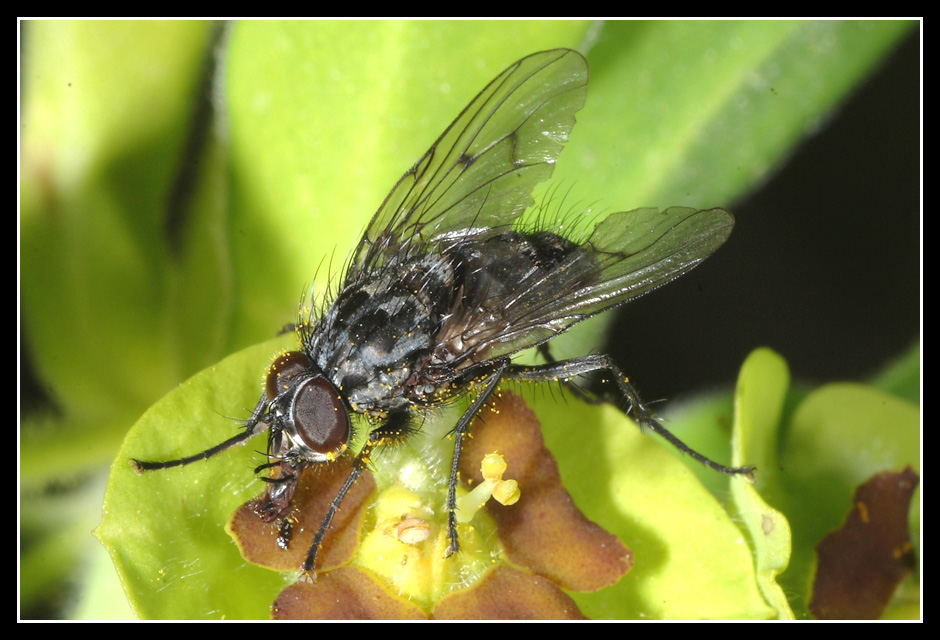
[21,21,227,427]
[729,349,794,619]
[95,336,296,620]
[675,347,920,619]
[548,400,773,619]
[870,341,921,404]
[562,20,915,208]
[778,381,920,618]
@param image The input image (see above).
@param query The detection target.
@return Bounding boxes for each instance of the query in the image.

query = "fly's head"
[265,351,351,464]
[255,351,351,522]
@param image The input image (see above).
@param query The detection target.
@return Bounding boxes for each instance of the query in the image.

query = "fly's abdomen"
[451,231,591,311]
[427,230,599,367]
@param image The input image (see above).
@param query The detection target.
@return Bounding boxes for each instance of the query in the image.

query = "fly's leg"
[253,455,308,550]
[536,343,604,406]
[301,412,412,575]
[444,362,509,558]
[130,393,269,473]
[301,462,363,575]
[506,354,755,480]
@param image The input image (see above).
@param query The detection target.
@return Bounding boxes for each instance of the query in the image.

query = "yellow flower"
[228,392,632,619]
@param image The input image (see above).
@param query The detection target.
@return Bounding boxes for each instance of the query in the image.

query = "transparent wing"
[346,49,588,284]
[439,207,735,365]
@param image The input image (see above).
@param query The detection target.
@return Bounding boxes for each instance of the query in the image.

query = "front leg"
[130,392,270,473]
[301,411,413,575]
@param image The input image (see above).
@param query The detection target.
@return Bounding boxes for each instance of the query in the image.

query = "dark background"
[605,29,920,402]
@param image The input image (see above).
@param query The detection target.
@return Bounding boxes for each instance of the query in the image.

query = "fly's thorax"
[311,254,459,413]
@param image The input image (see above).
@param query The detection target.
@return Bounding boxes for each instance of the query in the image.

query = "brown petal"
[460,391,632,592]
[273,566,427,620]
[810,467,919,619]
[431,565,587,620]
[227,457,376,572]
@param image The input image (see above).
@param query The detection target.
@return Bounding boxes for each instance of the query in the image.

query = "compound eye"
[266,351,312,400]
[291,377,350,457]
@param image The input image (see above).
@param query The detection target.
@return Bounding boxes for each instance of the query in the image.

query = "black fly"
[131,49,754,575]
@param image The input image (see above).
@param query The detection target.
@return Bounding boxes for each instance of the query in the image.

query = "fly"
[131,49,754,575]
